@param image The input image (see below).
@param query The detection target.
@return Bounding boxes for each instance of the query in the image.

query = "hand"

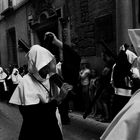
[56,83,73,103]
[45,32,62,48]
[61,83,73,95]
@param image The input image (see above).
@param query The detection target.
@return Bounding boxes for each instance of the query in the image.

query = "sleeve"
[101,102,140,140]
[62,44,81,85]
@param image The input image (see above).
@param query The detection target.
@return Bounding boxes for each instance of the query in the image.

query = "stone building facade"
[0,0,139,72]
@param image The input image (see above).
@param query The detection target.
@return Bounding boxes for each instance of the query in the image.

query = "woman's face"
[39,59,56,79]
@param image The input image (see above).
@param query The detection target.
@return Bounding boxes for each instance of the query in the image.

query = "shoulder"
[19,73,34,86]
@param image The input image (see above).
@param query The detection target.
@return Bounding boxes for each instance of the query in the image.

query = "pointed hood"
[27,45,54,81]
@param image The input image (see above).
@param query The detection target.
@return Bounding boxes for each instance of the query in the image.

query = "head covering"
[0,67,7,91]
[0,67,7,80]
[126,49,137,64]
[27,45,55,82]
[131,56,140,78]
[128,29,140,56]
[9,45,57,105]
[11,68,22,84]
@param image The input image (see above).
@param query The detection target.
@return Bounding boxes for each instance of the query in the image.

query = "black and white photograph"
[0,0,140,140]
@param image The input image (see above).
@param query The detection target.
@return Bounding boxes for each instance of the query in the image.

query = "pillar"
[116,0,133,53]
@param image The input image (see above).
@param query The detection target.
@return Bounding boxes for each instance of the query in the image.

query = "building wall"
[68,0,115,54]
[0,0,138,71]
[15,6,29,66]
[0,2,29,67]
[67,0,116,73]
[0,20,7,67]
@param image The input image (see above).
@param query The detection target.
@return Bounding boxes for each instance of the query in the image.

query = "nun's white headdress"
[9,45,57,105]
[27,45,55,81]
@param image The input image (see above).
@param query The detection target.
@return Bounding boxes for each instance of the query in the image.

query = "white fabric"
[9,45,63,134]
[56,107,63,133]
[0,67,7,91]
[111,64,132,96]
[9,45,55,105]
[11,68,23,84]
[128,29,140,56]
[27,45,54,72]
[80,68,90,85]
[0,67,7,81]
[126,50,137,64]
[100,89,140,140]
[9,74,50,105]
[131,67,140,78]
[114,88,131,97]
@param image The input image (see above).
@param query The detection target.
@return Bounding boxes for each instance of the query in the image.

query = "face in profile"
[39,59,56,79]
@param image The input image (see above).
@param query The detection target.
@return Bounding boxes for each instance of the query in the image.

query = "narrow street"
[0,100,108,140]
[63,112,108,140]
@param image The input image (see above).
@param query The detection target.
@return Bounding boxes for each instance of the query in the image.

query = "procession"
[0,0,140,140]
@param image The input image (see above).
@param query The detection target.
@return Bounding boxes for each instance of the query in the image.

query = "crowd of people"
[7,32,79,140]
[0,64,28,101]
[77,43,140,124]
[1,30,140,140]
[78,50,115,122]
[0,38,139,125]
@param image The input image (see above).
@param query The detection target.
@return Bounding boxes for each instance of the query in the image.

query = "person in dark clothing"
[44,32,81,124]
[111,44,137,119]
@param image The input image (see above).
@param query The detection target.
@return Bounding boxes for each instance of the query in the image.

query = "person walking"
[9,45,73,140]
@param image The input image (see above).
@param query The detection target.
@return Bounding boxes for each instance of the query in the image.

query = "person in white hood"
[0,67,8,96]
[9,45,72,140]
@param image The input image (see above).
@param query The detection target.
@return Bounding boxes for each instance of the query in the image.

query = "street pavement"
[63,112,109,140]
[0,100,22,140]
[0,101,109,140]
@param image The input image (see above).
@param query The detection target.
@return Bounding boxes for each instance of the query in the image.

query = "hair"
[44,33,54,47]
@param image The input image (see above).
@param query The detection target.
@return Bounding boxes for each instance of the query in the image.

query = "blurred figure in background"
[0,67,8,100]
[79,60,91,115]
[111,43,137,119]
[7,67,23,100]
